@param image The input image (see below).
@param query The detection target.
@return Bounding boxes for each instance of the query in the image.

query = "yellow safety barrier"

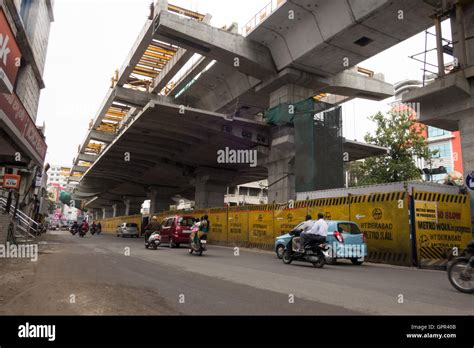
[98,214,142,234]
[248,205,275,248]
[227,207,249,246]
[414,191,472,268]
[273,203,308,236]
[307,196,350,221]
[97,189,471,268]
[349,192,411,266]
[208,208,228,243]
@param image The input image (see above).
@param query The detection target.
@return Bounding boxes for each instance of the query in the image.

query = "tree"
[355,109,436,185]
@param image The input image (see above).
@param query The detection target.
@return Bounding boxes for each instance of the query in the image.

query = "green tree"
[356,110,436,185]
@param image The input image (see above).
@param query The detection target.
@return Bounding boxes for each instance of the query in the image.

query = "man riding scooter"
[299,213,327,252]
[144,216,161,249]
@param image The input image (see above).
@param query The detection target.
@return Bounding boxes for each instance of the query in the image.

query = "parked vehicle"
[116,223,140,238]
[447,239,474,293]
[275,220,367,265]
[159,215,196,248]
[146,232,162,250]
[188,223,207,256]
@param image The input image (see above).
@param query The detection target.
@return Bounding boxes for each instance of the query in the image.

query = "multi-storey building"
[0,0,54,218]
[225,180,268,206]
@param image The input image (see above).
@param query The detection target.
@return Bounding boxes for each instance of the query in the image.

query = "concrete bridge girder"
[153,10,277,80]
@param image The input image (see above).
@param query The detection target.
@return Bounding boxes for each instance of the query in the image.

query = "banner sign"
[0,92,47,162]
[0,9,22,94]
[2,174,20,189]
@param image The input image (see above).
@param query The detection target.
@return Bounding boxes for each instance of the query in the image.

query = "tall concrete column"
[265,127,296,203]
[192,168,233,209]
[148,188,172,216]
[124,200,131,216]
[112,203,126,218]
[123,197,144,216]
[102,207,112,219]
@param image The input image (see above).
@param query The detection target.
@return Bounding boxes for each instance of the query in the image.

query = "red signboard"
[0,92,47,162]
[2,174,20,189]
[0,9,22,94]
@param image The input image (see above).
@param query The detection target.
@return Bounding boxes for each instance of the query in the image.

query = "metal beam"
[90,130,115,143]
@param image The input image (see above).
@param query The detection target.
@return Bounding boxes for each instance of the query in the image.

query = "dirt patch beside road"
[0,232,178,315]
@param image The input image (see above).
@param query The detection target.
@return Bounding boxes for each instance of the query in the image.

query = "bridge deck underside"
[78,102,270,206]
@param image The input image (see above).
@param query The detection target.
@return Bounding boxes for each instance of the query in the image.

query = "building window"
[428,126,450,139]
[20,0,33,22]
[431,165,452,182]
[429,142,451,158]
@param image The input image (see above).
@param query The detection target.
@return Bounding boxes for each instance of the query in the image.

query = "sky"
[36,0,453,166]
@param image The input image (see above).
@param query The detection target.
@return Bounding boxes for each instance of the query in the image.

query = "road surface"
[0,230,471,315]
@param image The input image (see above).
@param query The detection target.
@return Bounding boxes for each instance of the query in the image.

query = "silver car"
[116,223,139,238]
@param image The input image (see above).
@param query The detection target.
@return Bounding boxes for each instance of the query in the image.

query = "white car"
[116,223,140,238]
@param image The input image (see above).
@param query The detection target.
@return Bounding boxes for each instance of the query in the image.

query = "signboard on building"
[0,9,22,94]
[0,92,47,163]
[2,173,20,189]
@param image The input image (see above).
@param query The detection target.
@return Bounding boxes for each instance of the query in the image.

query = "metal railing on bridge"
[244,0,286,36]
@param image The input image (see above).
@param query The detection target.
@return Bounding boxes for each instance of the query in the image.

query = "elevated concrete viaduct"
[69,0,442,214]
[402,0,474,222]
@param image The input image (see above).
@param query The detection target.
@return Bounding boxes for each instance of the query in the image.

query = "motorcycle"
[79,228,87,238]
[145,231,161,250]
[282,229,328,268]
[69,226,78,236]
[188,224,207,256]
[447,239,474,294]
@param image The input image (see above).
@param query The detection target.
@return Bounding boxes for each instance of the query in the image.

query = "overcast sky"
[36,0,453,166]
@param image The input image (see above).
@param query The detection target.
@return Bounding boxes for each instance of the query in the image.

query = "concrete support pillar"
[269,84,315,108]
[123,197,144,216]
[148,188,172,216]
[102,207,112,219]
[193,168,232,209]
[265,127,296,203]
[112,203,126,218]
[124,200,131,216]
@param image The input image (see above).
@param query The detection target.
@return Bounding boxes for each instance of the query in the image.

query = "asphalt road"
[0,230,472,315]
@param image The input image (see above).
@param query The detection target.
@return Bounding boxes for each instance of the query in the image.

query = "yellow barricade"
[349,192,411,266]
[98,214,142,234]
[307,197,350,221]
[414,191,472,268]
[248,206,274,248]
[273,203,308,237]
[208,208,228,243]
[227,208,249,245]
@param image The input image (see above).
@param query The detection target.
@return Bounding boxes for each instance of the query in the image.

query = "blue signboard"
[466,172,474,191]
